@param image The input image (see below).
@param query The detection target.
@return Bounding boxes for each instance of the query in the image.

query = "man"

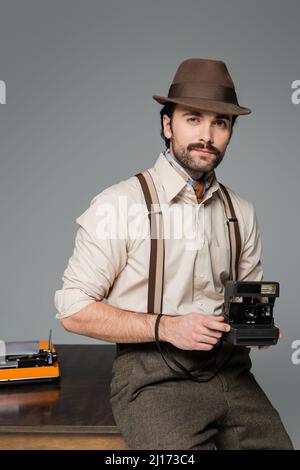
[54,58,293,450]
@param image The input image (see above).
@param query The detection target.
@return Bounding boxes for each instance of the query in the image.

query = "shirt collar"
[163,149,196,187]
[153,150,221,203]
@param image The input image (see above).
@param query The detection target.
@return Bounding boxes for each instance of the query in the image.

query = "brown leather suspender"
[218,182,242,282]
[135,172,165,314]
[135,171,241,314]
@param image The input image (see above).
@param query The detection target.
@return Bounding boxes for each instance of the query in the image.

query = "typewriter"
[0,330,60,385]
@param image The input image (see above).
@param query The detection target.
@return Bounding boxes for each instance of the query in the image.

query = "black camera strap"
[154,313,236,383]
[135,169,240,382]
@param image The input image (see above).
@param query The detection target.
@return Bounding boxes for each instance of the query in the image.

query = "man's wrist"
[157,314,172,342]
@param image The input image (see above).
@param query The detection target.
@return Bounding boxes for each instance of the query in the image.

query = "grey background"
[0,0,299,448]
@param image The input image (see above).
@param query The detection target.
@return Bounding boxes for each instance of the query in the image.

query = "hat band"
[168,81,238,104]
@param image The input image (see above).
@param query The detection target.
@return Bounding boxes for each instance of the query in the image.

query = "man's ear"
[163,115,172,140]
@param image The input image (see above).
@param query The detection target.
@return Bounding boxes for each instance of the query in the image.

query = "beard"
[170,137,225,175]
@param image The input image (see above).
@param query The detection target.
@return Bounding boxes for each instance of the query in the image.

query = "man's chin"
[191,155,222,173]
[188,163,216,173]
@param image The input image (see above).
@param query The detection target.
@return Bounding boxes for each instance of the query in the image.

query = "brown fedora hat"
[153,58,251,116]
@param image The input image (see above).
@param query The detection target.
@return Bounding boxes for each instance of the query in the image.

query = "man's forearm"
[60,300,169,343]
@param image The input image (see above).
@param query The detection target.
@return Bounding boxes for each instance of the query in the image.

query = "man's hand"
[160,313,230,351]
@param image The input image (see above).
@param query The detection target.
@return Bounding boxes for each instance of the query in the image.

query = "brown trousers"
[110,342,293,450]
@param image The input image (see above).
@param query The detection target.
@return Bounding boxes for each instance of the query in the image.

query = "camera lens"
[245,307,257,319]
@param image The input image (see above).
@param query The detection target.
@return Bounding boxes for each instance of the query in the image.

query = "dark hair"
[159,102,238,149]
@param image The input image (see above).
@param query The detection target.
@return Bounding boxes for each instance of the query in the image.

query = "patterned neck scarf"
[163,149,216,203]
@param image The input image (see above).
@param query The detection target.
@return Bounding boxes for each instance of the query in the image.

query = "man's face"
[163,104,233,178]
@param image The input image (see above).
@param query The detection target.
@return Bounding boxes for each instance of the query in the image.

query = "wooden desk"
[0,344,128,450]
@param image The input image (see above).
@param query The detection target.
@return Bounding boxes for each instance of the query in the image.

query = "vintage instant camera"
[222,281,280,346]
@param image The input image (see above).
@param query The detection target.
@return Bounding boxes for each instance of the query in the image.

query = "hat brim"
[152,95,251,116]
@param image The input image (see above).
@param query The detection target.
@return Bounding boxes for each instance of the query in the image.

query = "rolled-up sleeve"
[238,201,263,282]
[54,191,128,320]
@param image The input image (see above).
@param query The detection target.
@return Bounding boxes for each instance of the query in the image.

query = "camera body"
[222,281,280,346]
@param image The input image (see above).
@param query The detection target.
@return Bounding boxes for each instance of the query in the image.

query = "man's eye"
[187,117,228,127]
[215,120,227,128]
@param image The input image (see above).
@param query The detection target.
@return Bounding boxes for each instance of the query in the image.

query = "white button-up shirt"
[54,152,263,320]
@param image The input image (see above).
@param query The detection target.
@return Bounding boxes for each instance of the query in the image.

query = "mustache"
[188,143,221,156]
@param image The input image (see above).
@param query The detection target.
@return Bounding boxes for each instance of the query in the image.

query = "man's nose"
[199,123,214,144]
